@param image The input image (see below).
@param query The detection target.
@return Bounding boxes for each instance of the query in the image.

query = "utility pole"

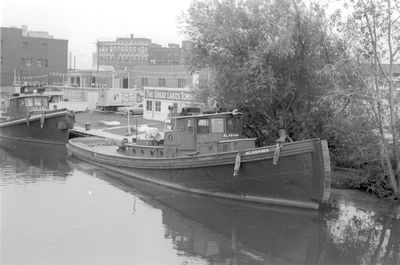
[97,40,99,88]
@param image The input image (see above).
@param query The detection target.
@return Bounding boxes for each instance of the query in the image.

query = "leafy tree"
[179,0,339,144]
[326,0,400,198]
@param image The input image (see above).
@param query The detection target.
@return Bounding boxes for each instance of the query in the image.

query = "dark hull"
[71,162,325,264]
[67,137,331,209]
[0,110,74,145]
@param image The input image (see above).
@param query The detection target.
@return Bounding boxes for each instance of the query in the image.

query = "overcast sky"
[1,0,191,68]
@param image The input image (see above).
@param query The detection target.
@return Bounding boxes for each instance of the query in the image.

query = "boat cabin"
[162,108,256,157]
[7,87,50,120]
[119,108,256,158]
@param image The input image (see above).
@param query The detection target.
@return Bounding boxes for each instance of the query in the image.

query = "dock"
[69,126,138,142]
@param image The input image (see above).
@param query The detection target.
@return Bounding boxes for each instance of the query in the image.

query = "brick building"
[1,26,68,87]
[148,43,183,65]
[128,65,193,89]
[96,35,152,70]
[95,34,191,70]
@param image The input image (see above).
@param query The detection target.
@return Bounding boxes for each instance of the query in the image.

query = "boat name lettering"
[244,148,270,155]
[29,114,42,119]
[224,133,239,137]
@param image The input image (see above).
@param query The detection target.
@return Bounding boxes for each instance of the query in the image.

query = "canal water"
[1,141,399,265]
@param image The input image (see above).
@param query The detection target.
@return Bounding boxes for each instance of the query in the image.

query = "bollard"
[85,122,91,131]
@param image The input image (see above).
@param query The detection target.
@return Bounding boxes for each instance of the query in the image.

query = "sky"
[0,0,192,69]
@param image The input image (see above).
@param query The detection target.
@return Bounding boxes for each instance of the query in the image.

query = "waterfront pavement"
[72,111,164,142]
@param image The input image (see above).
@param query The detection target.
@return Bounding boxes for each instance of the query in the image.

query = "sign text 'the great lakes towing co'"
[145,89,195,102]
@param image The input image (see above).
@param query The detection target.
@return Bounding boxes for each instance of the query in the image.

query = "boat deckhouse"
[143,86,198,121]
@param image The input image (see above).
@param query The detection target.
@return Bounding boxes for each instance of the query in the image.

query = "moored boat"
[67,107,331,209]
[0,86,75,145]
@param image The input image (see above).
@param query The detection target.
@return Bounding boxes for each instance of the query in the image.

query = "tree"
[328,0,400,197]
[179,0,339,143]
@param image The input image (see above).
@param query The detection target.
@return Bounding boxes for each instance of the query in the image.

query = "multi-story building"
[96,34,152,70]
[95,34,191,69]
[148,43,183,65]
[128,65,193,89]
[0,26,68,88]
[0,26,68,110]
[126,65,210,121]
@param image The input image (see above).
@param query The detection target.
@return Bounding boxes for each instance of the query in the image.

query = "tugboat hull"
[0,109,74,145]
[67,137,331,209]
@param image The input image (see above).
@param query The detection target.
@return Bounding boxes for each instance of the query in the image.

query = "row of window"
[168,117,240,135]
[10,97,48,109]
[21,58,48,67]
[99,46,148,53]
[22,42,48,52]
[141,78,186,88]
[99,55,148,62]
[146,100,161,112]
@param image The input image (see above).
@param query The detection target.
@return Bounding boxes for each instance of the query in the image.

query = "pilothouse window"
[41,97,49,107]
[197,119,209,134]
[25,98,33,107]
[34,97,42,107]
[165,119,175,131]
[226,117,240,133]
[211,118,224,133]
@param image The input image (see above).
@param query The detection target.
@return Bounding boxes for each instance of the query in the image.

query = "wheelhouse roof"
[170,111,243,120]
[10,94,49,100]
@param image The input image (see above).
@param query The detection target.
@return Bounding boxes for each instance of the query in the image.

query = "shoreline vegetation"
[178,0,400,201]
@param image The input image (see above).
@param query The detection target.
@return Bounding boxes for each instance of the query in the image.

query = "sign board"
[98,88,136,107]
[145,89,195,102]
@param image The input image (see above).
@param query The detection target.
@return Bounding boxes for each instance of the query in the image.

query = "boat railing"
[119,142,164,158]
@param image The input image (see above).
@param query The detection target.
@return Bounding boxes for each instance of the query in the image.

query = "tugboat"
[0,86,75,145]
[68,107,331,209]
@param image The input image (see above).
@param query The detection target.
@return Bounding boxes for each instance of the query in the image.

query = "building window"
[146,100,152,111]
[141,77,148,86]
[155,101,161,112]
[37,59,43,67]
[23,42,28,50]
[44,59,48,67]
[0,57,2,65]
[158,78,166,87]
[178,79,186,88]
[42,43,47,52]
[26,58,32,67]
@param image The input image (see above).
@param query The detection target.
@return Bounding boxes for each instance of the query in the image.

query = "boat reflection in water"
[72,160,324,264]
[2,140,398,264]
[72,160,400,265]
[0,139,71,184]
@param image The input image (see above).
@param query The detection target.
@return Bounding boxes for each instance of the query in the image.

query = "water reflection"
[1,139,399,265]
[73,161,400,265]
[325,191,400,265]
[0,140,72,186]
[71,161,323,264]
